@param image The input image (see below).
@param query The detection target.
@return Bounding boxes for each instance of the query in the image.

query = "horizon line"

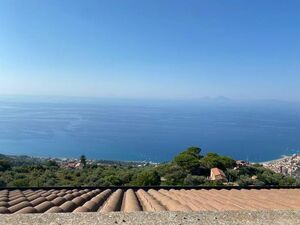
[0,94,299,104]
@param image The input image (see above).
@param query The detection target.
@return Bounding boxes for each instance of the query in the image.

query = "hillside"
[0,147,299,187]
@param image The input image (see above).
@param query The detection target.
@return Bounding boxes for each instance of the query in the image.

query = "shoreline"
[2,152,299,166]
[261,153,300,165]
[0,153,159,166]
[260,155,291,164]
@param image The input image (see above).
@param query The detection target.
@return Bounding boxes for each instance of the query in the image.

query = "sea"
[0,97,299,163]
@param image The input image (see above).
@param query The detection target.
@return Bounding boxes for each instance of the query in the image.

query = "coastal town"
[0,153,158,170]
[263,154,300,178]
[18,153,300,179]
[55,154,300,179]
[48,157,158,169]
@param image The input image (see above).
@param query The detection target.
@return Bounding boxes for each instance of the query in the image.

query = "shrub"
[183,175,206,185]
[0,178,6,187]
[0,160,11,172]
[133,170,160,186]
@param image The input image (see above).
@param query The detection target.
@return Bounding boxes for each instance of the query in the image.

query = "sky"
[0,0,299,101]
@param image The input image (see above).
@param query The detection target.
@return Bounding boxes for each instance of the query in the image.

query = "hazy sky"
[0,0,299,101]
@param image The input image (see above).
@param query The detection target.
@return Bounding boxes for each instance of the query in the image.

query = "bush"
[237,175,253,186]
[158,165,187,185]
[257,171,282,185]
[253,180,265,186]
[278,176,296,186]
[103,175,123,186]
[0,178,6,187]
[238,166,260,176]
[0,160,11,171]
[46,160,59,168]
[133,170,160,186]
[225,169,239,182]
[12,178,30,187]
[184,175,206,185]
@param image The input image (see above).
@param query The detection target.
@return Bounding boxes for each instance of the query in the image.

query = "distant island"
[0,147,299,188]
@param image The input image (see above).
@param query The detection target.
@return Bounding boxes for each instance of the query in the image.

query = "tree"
[12,178,30,187]
[238,166,260,176]
[46,160,59,168]
[173,147,203,174]
[219,156,236,169]
[257,171,283,185]
[174,153,199,171]
[80,155,87,168]
[185,147,202,158]
[103,175,123,186]
[226,169,239,182]
[0,178,6,187]
[184,175,206,185]
[161,165,188,185]
[237,175,253,187]
[200,152,236,170]
[133,170,160,186]
[279,176,296,186]
[0,160,11,172]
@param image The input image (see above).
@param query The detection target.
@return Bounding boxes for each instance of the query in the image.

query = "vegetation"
[0,147,299,188]
[80,155,87,168]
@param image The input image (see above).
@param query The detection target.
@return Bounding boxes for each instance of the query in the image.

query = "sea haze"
[0,97,299,162]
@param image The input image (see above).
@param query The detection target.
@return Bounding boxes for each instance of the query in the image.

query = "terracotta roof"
[211,168,226,177]
[0,188,299,214]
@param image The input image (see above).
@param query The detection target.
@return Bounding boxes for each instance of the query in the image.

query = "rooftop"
[0,187,300,214]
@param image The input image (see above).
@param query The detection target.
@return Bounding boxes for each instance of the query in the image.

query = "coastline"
[2,151,299,168]
[260,155,291,165]
[262,153,300,177]
[0,153,159,167]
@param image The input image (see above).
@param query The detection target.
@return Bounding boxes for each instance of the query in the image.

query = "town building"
[210,168,228,182]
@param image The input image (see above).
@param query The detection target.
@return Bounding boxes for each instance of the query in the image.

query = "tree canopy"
[0,147,298,187]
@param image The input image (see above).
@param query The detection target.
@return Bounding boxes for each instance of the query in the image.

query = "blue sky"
[0,0,299,101]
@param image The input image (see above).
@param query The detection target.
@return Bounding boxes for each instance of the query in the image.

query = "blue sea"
[0,97,299,162]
